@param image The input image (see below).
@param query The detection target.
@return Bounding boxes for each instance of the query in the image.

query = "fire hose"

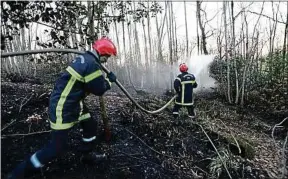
[1,49,176,114]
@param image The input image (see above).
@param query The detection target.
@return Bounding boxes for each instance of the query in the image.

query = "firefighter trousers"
[8,118,98,179]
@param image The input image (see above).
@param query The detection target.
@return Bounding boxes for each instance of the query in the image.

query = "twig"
[22,123,32,143]
[272,117,288,143]
[19,93,34,113]
[190,168,202,179]
[38,92,48,99]
[246,10,286,24]
[202,100,217,113]
[241,164,245,179]
[123,128,185,159]
[34,15,121,34]
[112,165,141,170]
[270,118,288,179]
[198,124,232,179]
[118,151,163,169]
[280,132,288,179]
[194,165,209,176]
[1,119,17,131]
[1,130,51,138]
[216,119,242,154]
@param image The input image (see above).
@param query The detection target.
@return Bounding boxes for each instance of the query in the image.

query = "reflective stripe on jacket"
[174,72,197,106]
[49,50,111,130]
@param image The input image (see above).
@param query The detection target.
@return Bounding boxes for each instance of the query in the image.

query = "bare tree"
[142,19,149,70]
[196,1,208,55]
[121,5,129,85]
[196,3,200,55]
[77,2,86,51]
[184,1,189,57]
[223,1,232,103]
[111,10,121,66]
[230,1,240,104]
[240,2,264,105]
[133,20,141,68]
[147,2,153,68]
[282,2,288,60]
[131,2,142,72]
[283,2,288,88]
[269,2,280,55]
[169,2,178,62]
[127,20,137,91]
[87,1,95,48]
[165,2,174,90]
[155,5,168,89]
[155,14,164,62]
[1,26,11,75]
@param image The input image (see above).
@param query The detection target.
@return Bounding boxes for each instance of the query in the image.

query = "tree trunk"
[133,21,141,68]
[121,10,129,86]
[77,2,86,50]
[87,1,95,48]
[282,2,288,60]
[271,2,280,55]
[172,2,178,62]
[127,21,137,91]
[155,13,162,89]
[15,35,23,75]
[169,2,177,62]
[147,2,152,69]
[196,1,208,55]
[1,25,10,75]
[142,19,148,70]
[196,3,200,55]
[223,1,232,103]
[240,13,249,106]
[184,1,189,57]
[166,2,173,90]
[230,1,239,104]
[283,2,288,88]
[33,23,38,77]
[112,15,121,66]
[9,39,21,75]
[132,2,141,70]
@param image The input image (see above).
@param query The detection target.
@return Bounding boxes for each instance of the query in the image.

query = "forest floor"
[1,79,287,179]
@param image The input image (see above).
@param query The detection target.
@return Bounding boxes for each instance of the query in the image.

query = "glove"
[107,72,117,83]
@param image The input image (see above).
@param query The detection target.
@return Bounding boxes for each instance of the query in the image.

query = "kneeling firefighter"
[173,63,198,119]
[7,37,118,179]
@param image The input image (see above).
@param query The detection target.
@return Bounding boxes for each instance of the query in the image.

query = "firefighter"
[7,37,118,179]
[173,63,198,119]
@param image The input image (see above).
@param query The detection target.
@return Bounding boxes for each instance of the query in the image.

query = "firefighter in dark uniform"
[7,37,118,179]
[173,63,198,119]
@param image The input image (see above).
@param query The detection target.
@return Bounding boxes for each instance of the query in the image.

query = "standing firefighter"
[173,63,198,119]
[7,37,118,179]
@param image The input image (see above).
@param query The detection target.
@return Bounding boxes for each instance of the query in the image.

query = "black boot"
[78,138,107,165]
[188,106,196,119]
[6,160,39,179]
[173,114,179,119]
[173,114,180,125]
[81,152,108,165]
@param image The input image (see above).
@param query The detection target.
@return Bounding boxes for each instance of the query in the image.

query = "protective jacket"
[49,50,111,130]
[174,72,197,105]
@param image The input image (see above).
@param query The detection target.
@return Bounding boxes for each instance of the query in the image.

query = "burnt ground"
[1,80,287,179]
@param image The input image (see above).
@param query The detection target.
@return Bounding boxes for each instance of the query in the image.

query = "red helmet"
[92,37,117,56]
[179,63,188,72]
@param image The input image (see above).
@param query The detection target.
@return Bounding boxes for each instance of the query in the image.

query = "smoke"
[109,55,217,95]
[158,55,216,92]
